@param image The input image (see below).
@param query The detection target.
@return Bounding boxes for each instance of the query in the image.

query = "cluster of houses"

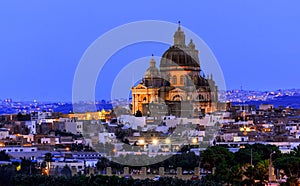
[0,103,300,175]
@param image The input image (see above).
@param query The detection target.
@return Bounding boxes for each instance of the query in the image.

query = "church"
[131,23,218,118]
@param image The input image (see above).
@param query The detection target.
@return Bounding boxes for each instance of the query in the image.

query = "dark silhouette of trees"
[135,110,142,117]
[61,165,72,177]
[4,144,300,185]
[0,150,10,161]
[200,146,234,173]
[16,112,31,121]
[234,143,280,166]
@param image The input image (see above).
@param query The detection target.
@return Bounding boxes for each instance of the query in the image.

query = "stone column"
[159,167,164,176]
[106,167,112,176]
[212,167,216,175]
[177,167,182,179]
[141,167,147,179]
[194,167,200,176]
[89,167,94,175]
[71,167,77,176]
[124,167,129,175]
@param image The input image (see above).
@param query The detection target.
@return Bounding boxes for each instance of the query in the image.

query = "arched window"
[194,76,198,83]
[173,95,182,101]
[143,97,147,102]
[172,75,177,85]
[198,94,205,101]
[180,75,185,85]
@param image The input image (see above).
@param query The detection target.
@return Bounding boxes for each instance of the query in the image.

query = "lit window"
[172,75,177,85]
[180,75,185,85]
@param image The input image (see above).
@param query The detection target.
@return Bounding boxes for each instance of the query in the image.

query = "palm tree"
[228,164,244,185]
[255,160,269,185]
[292,146,300,157]
[243,165,256,186]
[43,152,53,175]
[44,152,53,162]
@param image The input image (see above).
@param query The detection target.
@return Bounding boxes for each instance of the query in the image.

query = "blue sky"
[0,1,299,101]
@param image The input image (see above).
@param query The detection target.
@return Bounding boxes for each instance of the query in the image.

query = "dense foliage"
[2,144,300,185]
[2,174,206,186]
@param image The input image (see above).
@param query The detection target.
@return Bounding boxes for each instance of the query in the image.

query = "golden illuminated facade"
[65,109,111,121]
[132,23,218,118]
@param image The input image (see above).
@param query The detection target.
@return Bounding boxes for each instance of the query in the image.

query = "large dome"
[160,23,200,69]
[160,45,200,68]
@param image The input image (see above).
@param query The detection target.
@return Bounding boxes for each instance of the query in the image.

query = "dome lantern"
[144,56,160,79]
[174,21,186,46]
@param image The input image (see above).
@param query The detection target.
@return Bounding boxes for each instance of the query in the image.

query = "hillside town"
[0,103,300,184]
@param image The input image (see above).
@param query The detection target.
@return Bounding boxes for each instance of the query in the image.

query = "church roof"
[160,46,199,68]
[160,22,200,68]
[144,57,160,78]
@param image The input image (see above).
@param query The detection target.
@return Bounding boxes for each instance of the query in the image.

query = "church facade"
[131,23,218,118]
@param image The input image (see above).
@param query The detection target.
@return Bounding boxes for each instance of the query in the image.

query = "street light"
[192,138,198,144]
[269,151,276,183]
[165,138,171,144]
[138,139,145,145]
[152,138,158,145]
[270,151,276,162]
[187,95,191,101]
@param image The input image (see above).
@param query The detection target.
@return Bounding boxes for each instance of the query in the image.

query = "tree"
[286,175,298,186]
[135,110,142,117]
[16,112,31,121]
[0,150,10,161]
[274,153,300,178]
[235,144,280,165]
[96,157,110,173]
[42,152,53,175]
[291,146,300,157]
[19,158,38,175]
[242,165,256,186]
[44,152,53,163]
[61,165,72,177]
[200,146,234,173]
[0,164,16,185]
[228,164,244,185]
[255,160,269,185]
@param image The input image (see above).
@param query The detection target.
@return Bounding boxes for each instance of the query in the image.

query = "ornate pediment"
[133,84,147,89]
[169,87,185,93]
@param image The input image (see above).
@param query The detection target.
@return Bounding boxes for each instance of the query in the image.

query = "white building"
[259,104,274,110]
[118,115,146,130]
[233,136,249,142]
[22,134,34,143]
[59,118,83,135]
[25,121,37,134]
[99,133,116,144]
[0,128,9,139]
[41,137,51,144]
[31,112,55,125]
[0,146,37,153]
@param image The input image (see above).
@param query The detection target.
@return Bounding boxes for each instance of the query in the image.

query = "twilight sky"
[0,1,299,101]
